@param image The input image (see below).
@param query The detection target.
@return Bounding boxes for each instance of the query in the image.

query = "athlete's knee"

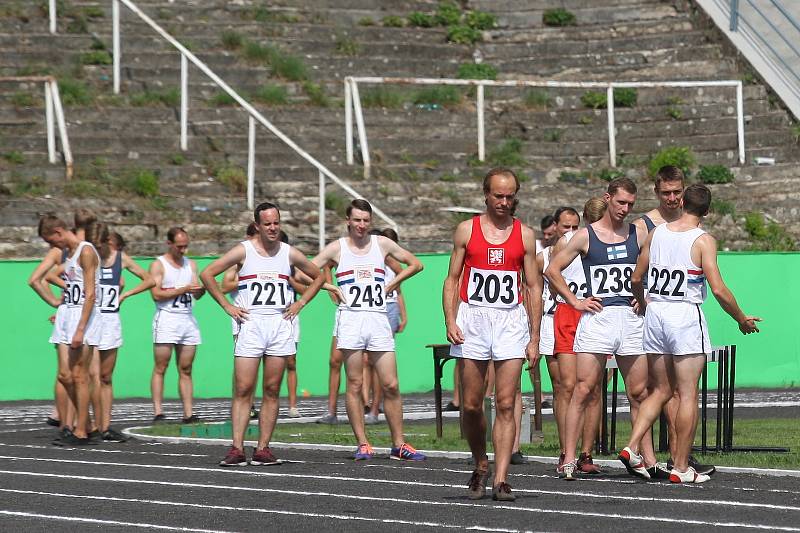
[494,396,515,418]
[627,383,649,404]
[262,382,281,400]
[178,363,193,376]
[381,379,399,399]
[286,360,297,372]
[99,373,113,387]
[57,371,73,387]
[560,376,576,396]
[572,381,594,405]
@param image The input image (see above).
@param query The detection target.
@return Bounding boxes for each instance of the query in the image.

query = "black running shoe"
[646,462,672,480]
[444,401,460,412]
[54,431,95,446]
[45,417,60,427]
[102,427,128,442]
[668,456,716,477]
[88,430,103,444]
[510,451,528,465]
[153,414,166,424]
[181,415,201,424]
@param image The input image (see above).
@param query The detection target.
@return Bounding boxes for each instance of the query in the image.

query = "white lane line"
[0,510,236,532]
[0,457,798,513]
[0,474,796,531]
[0,488,517,532]
[0,442,209,457]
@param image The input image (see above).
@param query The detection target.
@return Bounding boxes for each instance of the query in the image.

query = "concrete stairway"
[0,0,798,257]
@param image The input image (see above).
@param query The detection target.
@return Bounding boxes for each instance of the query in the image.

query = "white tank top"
[540,247,557,316]
[234,240,292,315]
[384,263,398,304]
[556,231,589,304]
[156,255,194,314]
[647,224,707,304]
[336,235,387,312]
[63,241,101,309]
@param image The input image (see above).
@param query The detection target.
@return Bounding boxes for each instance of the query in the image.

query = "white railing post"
[349,80,371,177]
[736,81,746,165]
[477,83,485,162]
[49,0,57,34]
[44,81,56,164]
[112,0,121,94]
[345,78,353,165]
[318,171,326,252]
[247,116,256,210]
[607,85,617,168]
[49,80,73,180]
[180,53,188,151]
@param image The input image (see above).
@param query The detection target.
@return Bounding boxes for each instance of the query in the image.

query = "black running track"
[1,397,798,533]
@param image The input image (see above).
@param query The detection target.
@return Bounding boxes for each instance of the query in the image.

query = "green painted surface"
[2,253,797,400]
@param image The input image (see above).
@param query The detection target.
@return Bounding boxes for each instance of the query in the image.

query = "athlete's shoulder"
[453,217,474,245]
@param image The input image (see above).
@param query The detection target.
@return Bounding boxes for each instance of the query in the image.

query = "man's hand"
[446,321,465,345]
[632,298,645,316]
[739,316,761,334]
[574,296,603,313]
[70,328,85,349]
[188,285,205,298]
[283,300,305,320]
[397,317,407,334]
[525,340,541,369]
[224,303,249,322]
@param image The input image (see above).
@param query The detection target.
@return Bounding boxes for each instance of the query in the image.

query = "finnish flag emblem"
[607,245,627,260]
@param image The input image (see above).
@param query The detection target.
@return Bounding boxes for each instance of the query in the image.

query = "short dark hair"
[73,208,97,231]
[167,227,187,242]
[368,229,382,235]
[607,177,637,196]
[682,184,711,217]
[254,202,280,223]
[246,222,258,237]
[381,228,399,242]
[346,198,372,217]
[553,206,579,223]
[38,215,67,238]
[483,167,520,194]
[540,215,555,231]
[654,165,685,190]
[109,231,126,251]
[85,221,110,260]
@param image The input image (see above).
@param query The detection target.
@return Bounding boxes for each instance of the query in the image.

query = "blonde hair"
[583,197,607,224]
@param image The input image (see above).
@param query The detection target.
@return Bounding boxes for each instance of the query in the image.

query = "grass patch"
[220,30,244,50]
[58,78,92,106]
[543,8,576,27]
[543,129,562,143]
[446,24,481,45]
[3,151,26,165]
[524,89,552,109]
[744,212,795,251]
[169,153,186,166]
[361,87,405,108]
[215,164,247,193]
[381,15,405,28]
[710,198,735,216]
[118,168,159,198]
[249,5,300,23]
[598,168,625,182]
[407,12,436,28]
[697,164,734,184]
[242,41,273,63]
[80,50,112,65]
[130,88,179,107]
[335,34,360,56]
[10,175,46,196]
[666,106,682,120]
[648,146,695,178]
[580,88,637,109]
[457,62,497,80]
[302,82,329,107]
[252,84,288,106]
[11,91,35,108]
[465,10,497,30]
[483,138,526,167]
[413,86,461,107]
[324,190,349,216]
[791,123,800,144]
[210,91,237,107]
[436,2,461,27]
[357,17,375,26]
[271,52,307,81]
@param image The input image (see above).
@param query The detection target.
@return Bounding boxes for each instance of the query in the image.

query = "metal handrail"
[345,77,746,172]
[0,76,73,179]
[53,0,398,250]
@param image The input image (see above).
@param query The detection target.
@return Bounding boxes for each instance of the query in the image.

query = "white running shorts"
[539,313,555,357]
[50,306,102,346]
[234,314,296,357]
[335,309,395,352]
[643,301,711,356]
[152,310,201,345]
[574,305,643,356]
[449,302,530,361]
[97,312,123,351]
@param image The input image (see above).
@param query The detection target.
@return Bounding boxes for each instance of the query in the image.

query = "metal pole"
[727,345,737,450]
[247,116,255,211]
[477,83,485,162]
[730,0,740,31]
[607,85,617,168]
[345,78,353,165]
[180,54,188,151]
[49,0,57,34]
[736,82,746,165]
[44,82,56,164]
[49,81,73,180]
[112,0,121,94]
[349,80,371,177]
[318,170,325,252]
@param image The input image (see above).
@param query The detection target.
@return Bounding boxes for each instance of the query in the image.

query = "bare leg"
[98,348,119,431]
[512,387,522,454]
[151,344,173,416]
[452,365,461,407]
[563,353,606,465]
[556,353,577,455]
[68,343,93,439]
[671,354,706,471]
[286,355,298,409]
[55,344,71,429]
[231,357,260,450]
[581,381,602,454]
[342,349,368,444]
[326,337,343,416]
[370,351,403,446]
[258,356,287,448]
[625,354,675,453]
[88,349,101,432]
[175,344,197,419]
[617,354,657,466]
[362,352,372,409]
[460,358,490,471]
[369,366,382,417]
[492,359,524,485]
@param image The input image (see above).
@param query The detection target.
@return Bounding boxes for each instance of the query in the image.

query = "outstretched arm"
[199,244,248,321]
[119,253,156,306]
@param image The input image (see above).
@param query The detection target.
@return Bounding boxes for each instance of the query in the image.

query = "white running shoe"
[670,466,710,484]
[562,460,578,481]
[618,447,651,479]
[287,407,300,418]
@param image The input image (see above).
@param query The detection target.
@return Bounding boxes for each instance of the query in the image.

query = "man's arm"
[283,248,325,319]
[522,225,543,367]
[199,245,247,320]
[119,252,156,305]
[381,237,423,294]
[442,220,470,345]
[71,246,98,348]
[189,260,205,300]
[396,289,408,333]
[697,234,760,334]
[544,229,601,312]
[631,231,653,315]
[149,260,193,302]
[220,265,239,294]
[28,247,63,307]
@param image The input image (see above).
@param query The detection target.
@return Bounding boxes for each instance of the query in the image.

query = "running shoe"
[364,413,380,425]
[251,446,280,466]
[218,446,248,467]
[556,452,566,474]
[467,468,492,500]
[668,456,716,477]
[354,443,374,461]
[53,431,94,446]
[390,443,426,461]
[670,466,710,484]
[102,427,129,442]
[562,460,578,481]
[88,429,103,443]
[646,462,671,480]
[152,414,166,424]
[492,482,516,502]
[618,447,650,480]
[249,407,259,420]
[316,413,338,425]
[444,401,460,412]
[181,415,201,424]
[287,407,301,418]
[577,452,603,474]
[45,417,60,427]
[510,451,528,465]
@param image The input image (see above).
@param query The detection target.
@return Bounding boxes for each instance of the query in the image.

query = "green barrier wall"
[2,253,797,401]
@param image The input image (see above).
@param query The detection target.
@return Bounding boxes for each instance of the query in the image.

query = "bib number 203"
[469,271,515,305]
